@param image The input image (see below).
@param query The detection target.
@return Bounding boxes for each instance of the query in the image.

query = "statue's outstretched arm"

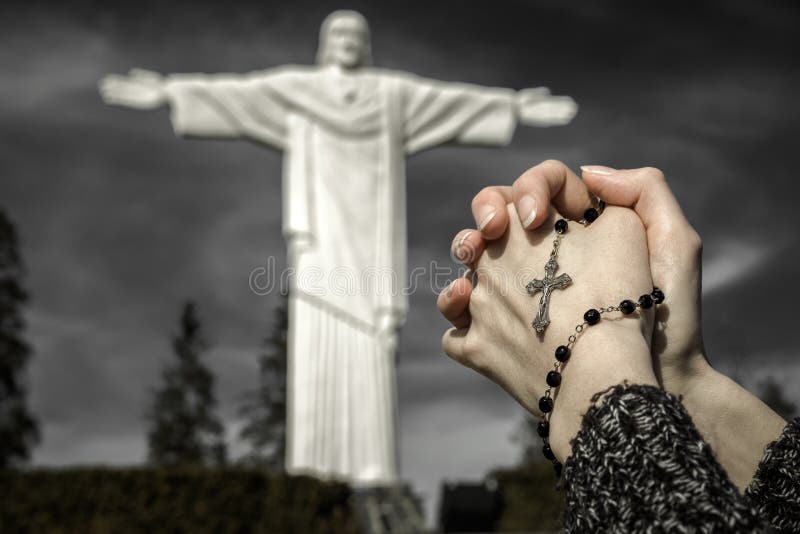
[100,67,287,148]
[98,69,167,110]
[516,87,578,127]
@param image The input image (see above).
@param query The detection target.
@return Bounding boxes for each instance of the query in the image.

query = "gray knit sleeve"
[561,384,770,533]
[745,418,800,533]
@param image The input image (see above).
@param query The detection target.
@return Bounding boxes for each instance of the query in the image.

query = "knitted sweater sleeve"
[560,384,789,533]
[745,417,800,532]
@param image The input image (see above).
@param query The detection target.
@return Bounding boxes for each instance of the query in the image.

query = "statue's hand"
[516,87,578,127]
[99,68,167,109]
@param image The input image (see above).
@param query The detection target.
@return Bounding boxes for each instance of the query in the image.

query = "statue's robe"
[165,65,517,484]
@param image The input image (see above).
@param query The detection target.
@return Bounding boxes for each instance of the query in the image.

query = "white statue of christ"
[99,10,577,485]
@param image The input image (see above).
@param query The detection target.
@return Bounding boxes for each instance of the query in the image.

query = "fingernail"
[456,232,473,260]
[476,205,497,231]
[581,165,617,176]
[519,195,537,228]
[445,278,457,296]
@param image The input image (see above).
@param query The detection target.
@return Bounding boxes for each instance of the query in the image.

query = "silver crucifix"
[526,257,572,334]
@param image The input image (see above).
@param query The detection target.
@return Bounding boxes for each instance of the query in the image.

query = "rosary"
[527,201,664,477]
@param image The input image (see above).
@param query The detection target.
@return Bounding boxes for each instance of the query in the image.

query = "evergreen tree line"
[0,208,39,468]
[0,205,797,470]
[0,207,288,470]
[146,296,288,469]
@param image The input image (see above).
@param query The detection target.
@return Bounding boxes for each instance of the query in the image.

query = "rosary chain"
[536,289,663,478]
[549,234,562,261]
[530,198,665,479]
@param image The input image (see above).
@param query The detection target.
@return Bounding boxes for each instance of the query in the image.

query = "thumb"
[580,165,693,239]
[580,165,702,288]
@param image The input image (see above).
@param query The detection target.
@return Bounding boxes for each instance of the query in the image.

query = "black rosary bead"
[546,370,562,387]
[584,308,600,325]
[542,443,556,461]
[638,294,654,309]
[651,287,665,304]
[619,299,636,315]
[554,219,568,234]
[539,396,554,413]
[555,345,571,362]
[537,420,550,438]
[583,207,599,223]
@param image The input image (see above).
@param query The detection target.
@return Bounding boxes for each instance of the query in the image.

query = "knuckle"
[461,335,487,371]
[684,228,703,255]
[473,186,499,208]
[538,158,566,171]
[638,166,666,183]
[662,225,703,256]
[601,206,643,234]
[519,159,563,185]
[512,171,529,190]
[441,329,464,361]
[612,206,641,226]
[468,283,486,307]
[519,159,562,183]
[440,330,453,352]
[461,334,477,359]
[441,335,459,362]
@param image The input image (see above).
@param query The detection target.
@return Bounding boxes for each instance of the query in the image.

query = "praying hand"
[437,160,799,532]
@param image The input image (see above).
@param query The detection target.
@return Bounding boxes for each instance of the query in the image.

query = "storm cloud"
[1,0,799,519]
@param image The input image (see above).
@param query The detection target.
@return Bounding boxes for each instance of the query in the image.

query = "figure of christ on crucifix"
[526,257,573,334]
[98,10,578,485]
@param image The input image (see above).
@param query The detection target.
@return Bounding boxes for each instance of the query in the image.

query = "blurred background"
[1,0,798,531]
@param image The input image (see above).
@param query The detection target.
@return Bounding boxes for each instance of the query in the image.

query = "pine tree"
[0,208,39,468]
[147,301,226,467]
[238,292,288,470]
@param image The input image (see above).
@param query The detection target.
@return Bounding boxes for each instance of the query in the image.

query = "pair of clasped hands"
[436,160,786,491]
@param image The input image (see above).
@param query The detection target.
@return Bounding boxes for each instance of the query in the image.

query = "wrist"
[548,321,658,461]
[160,79,174,106]
[673,360,787,491]
[672,360,726,449]
[513,95,524,119]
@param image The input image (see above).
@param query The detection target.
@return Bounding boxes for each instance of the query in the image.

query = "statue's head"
[316,10,372,68]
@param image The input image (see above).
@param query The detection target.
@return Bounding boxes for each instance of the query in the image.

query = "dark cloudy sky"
[2,0,799,521]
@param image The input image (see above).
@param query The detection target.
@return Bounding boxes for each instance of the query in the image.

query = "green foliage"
[489,462,565,532]
[147,302,226,467]
[0,467,359,533]
[0,208,39,467]
[495,408,563,531]
[239,292,288,470]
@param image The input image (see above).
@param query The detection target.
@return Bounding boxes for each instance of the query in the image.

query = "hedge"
[490,462,565,532]
[0,467,358,533]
